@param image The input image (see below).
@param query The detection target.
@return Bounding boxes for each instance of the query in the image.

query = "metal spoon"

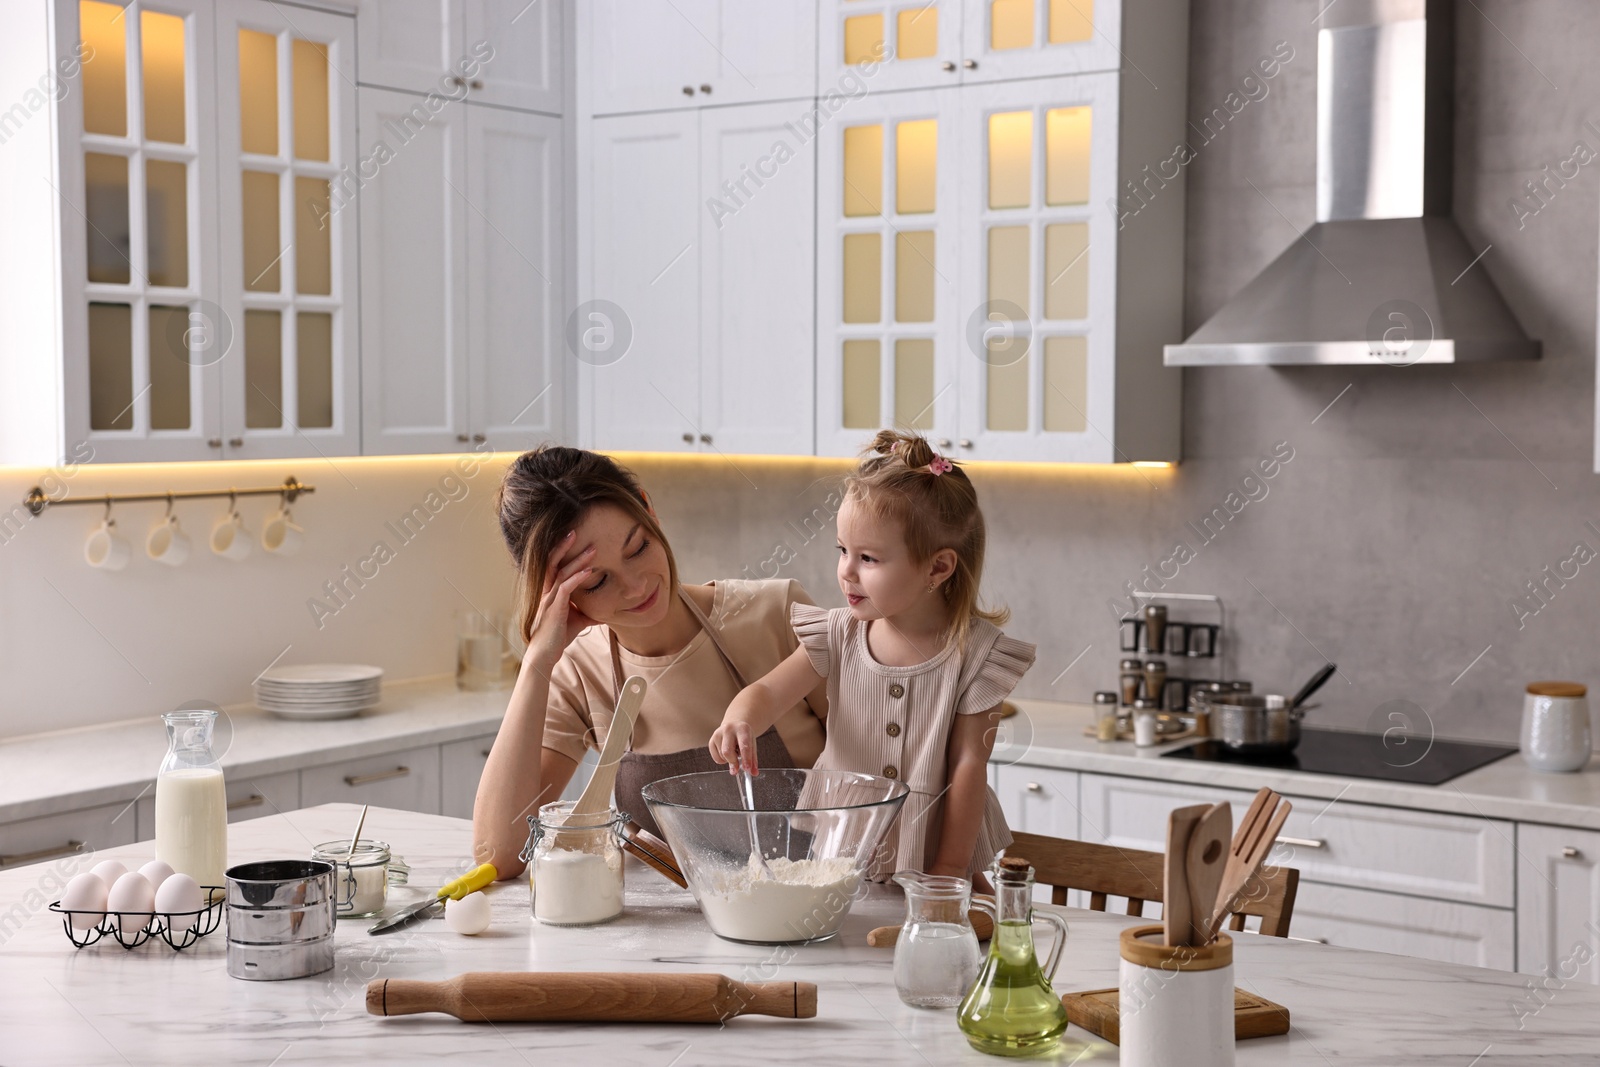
[347,803,369,860]
[735,767,773,879]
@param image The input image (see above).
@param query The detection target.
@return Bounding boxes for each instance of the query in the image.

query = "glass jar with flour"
[522,801,626,926]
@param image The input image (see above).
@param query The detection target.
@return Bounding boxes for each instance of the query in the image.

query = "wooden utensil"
[1203,790,1293,944]
[865,896,996,947]
[571,675,647,817]
[1061,986,1291,1044]
[367,972,818,1022]
[1184,802,1232,945]
[617,821,686,888]
[1163,804,1209,947]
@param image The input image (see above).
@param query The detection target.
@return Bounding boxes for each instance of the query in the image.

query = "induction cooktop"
[1160,727,1518,786]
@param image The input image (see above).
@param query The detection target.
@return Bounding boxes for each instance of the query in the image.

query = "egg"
[107,872,155,937]
[444,891,491,935]
[60,872,108,930]
[139,859,175,891]
[153,873,202,920]
[90,859,128,887]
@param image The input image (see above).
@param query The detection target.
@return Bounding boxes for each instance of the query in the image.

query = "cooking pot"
[1205,664,1336,755]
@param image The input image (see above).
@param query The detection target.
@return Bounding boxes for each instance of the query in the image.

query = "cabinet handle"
[699,433,712,445]
[681,432,694,444]
[1276,835,1326,850]
[228,437,243,448]
[682,85,695,96]
[0,840,84,866]
[963,59,977,69]
[227,794,265,811]
[449,76,463,87]
[472,433,486,444]
[456,434,470,443]
[958,438,973,449]
[344,766,410,787]
[1025,782,1043,793]
[699,84,712,94]
[469,79,483,90]
[481,749,492,758]
[1562,846,1583,859]
[941,60,956,72]
[207,438,222,448]
[937,438,952,448]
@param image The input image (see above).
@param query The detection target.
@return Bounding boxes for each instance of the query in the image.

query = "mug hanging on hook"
[85,496,130,571]
[147,492,192,567]
[210,491,252,562]
[261,492,304,557]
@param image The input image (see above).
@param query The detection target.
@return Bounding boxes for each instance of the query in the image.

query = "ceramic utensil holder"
[1118,924,1235,1067]
[1521,682,1591,773]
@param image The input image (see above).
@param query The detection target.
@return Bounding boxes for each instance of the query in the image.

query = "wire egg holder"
[48,888,225,950]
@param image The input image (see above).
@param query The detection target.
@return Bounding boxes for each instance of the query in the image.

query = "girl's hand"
[708,720,758,776]
[522,532,599,676]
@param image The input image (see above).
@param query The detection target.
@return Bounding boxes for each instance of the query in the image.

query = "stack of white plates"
[254,664,383,721]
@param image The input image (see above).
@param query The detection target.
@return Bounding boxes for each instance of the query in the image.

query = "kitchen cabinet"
[356,0,563,114]
[994,763,1079,838]
[300,745,442,814]
[440,733,497,819]
[1517,823,1600,982]
[585,0,816,116]
[0,802,137,872]
[358,90,565,454]
[585,102,816,454]
[816,0,964,93]
[1291,881,1517,971]
[134,769,300,840]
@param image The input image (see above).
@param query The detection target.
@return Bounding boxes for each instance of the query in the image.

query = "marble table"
[2,804,1595,1065]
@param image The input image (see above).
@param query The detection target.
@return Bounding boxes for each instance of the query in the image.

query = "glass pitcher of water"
[891,871,984,1008]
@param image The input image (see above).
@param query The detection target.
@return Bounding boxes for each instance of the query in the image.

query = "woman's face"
[560,503,674,631]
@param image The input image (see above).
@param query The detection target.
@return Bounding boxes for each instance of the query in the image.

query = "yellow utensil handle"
[438,863,498,901]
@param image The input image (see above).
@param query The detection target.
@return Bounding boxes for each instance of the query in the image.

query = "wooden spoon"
[1163,804,1209,947]
[572,675,648,817]
[1184,802,1232,946]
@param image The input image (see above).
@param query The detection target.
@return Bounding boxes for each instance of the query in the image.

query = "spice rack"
[1117,592,1229,714]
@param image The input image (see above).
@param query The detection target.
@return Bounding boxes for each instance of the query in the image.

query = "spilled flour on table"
[696,855,863,942]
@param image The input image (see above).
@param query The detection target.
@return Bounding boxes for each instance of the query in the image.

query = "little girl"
[710,430,1035,881]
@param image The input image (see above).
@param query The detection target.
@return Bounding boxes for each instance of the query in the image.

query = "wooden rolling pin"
[367,972,818,1023]
[866,901,995,947]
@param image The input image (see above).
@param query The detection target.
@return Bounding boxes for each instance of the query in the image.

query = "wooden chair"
[1005,830,1300,938]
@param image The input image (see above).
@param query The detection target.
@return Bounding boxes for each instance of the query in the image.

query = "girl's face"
[836,495,950,622]
[559,503,673,631]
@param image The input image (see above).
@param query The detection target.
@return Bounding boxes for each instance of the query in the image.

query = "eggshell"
[139,859,175,891]
[107,872,155,937]
[90,859,128,887]
[60,872,108,930]
[444,891,491,935]
[154,873,202,918]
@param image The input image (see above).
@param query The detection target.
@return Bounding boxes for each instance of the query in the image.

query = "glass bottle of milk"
[154,709,228,888]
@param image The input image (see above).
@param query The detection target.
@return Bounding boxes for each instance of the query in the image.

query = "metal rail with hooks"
[21,477,314,518]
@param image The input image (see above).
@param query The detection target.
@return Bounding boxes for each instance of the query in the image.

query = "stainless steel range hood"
[1165,0,1539,366]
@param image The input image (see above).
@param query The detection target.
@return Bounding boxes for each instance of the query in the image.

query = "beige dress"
[791,603,1036,879]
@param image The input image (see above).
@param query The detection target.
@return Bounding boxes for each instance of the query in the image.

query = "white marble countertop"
[2,804,1596,1066]
[998,699,1600,830]
[0,676,508,823]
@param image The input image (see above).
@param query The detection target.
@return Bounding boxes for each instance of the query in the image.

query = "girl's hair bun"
[869,428,937,470]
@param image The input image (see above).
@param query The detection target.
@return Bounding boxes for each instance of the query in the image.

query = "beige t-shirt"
[542,578,828,765]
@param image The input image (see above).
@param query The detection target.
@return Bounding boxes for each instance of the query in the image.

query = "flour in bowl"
[695,855,864,942]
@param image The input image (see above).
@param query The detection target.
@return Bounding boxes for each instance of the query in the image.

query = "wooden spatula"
[1184,802,1232,946]
[1163,804,1209,947]
[572,675,647,817]
[1203,790,1292,943]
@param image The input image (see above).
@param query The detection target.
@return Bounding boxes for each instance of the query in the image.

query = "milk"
[155,768,228,888]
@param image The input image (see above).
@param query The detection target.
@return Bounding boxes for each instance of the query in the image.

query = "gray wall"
[644,0,1600,745]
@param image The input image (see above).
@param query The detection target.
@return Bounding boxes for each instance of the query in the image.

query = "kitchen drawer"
[300,746,442,815]
[134,770,301,840]
[1079,773,1514,907]
[993,765,1080,840]
[441,734,498,820]
[1289,882,1515,971]
[1516,823,1600,982]
[0,801,138,871]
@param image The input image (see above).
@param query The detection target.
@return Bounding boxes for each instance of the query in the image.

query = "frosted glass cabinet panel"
[960,0,1121,81]
[818,0,964,93]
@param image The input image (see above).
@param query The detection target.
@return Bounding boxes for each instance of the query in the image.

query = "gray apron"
[610,586,795,838]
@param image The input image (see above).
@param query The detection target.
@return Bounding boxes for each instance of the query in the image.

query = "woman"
[472,447,828,878]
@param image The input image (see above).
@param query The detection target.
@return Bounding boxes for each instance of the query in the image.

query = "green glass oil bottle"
[957,857,1070,1057]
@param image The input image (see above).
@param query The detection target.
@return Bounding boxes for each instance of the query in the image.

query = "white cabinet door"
[698,102,816,456]
[956,73,1120,463]
[815,87,962,457]
[300,745,443,814]
[587,110,702,451]
[1291,882,1516,972]
[710,1,817,108]
[356,0,462,93]
[0,803,138,871]
[466,105,566,451]
[959,0,1123,82]
[993,764,1079,838]
[463,0,563,113]
[134,769,300,839]
[357,87,471,454]
[441,734,498,819]
[1517,823,1600,982]
[587,0,718,115]
[215,0,362,459]
[817,0,965,94]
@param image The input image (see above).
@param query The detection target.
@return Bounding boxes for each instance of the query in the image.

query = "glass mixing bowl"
[642,768,909,945]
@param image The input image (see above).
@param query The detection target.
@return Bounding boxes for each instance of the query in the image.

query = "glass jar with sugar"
[521,801,626,926]
[312,839,391,918]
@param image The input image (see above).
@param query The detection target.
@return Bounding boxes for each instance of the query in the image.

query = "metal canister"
[1119,659,1143,706]
[225,859,337,981]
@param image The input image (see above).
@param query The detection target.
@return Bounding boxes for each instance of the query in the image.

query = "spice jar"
[312,839,390,918]
[1132,699,1160,747]
[1142,661,1168,708]
[1094,691,1120,742]
[1119,659,1143,706]
[1143,604,1168,654]
[522,801,626,926]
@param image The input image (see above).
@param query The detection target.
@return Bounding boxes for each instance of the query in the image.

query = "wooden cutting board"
[1061,987,1290,1044]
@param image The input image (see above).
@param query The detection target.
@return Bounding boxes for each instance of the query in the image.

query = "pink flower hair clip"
[928,455,954,476]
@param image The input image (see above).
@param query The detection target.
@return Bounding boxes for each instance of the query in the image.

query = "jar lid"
[1528,681,1587,698]
[1120,924,1232,970]
[1094,691,1118,704]
[1132,698,1159,711]
[1120,658,1143,670]
[1144,660,1167,669]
